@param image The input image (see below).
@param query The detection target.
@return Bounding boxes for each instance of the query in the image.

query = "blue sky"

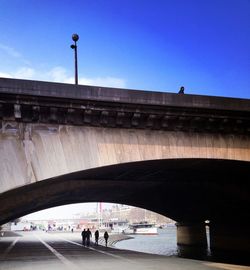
[1,0,249,219]
[0,0,249,98]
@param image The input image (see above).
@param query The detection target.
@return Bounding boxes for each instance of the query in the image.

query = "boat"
[101,220,129,233]
[158,222,176,229]
[122,222,158,235]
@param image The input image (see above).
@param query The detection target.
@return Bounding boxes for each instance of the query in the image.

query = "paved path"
[0,232,249,270]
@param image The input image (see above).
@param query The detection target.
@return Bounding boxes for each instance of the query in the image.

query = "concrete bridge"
[0,78,250,256]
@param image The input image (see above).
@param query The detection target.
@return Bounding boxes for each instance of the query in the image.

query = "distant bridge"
[0,78,249,255]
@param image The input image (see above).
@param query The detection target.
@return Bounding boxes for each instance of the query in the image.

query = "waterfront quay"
[0,232,249,270]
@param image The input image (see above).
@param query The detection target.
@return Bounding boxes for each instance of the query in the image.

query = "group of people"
[81,229,109,247]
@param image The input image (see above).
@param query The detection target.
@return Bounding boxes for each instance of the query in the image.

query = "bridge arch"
[1,124,250,194]
[1,158,249,225]
[1,78,250,255]
[1,157,250,254]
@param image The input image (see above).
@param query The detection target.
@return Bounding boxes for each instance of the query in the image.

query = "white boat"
[122,222,158,235]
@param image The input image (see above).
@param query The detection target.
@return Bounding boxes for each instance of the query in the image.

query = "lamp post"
[71,33,79,85]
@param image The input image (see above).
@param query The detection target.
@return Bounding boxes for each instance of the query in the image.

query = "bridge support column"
[176,222,208,259]
[210,223,250,254]
[176,222,207,247]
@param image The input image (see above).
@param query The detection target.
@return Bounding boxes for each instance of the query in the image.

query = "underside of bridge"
[0,158,250,254]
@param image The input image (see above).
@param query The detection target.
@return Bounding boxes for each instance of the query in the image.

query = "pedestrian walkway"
[0,232,249,270]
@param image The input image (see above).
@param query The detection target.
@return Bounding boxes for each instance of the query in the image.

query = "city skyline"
[22,203,171,225]
[0,0,249,99]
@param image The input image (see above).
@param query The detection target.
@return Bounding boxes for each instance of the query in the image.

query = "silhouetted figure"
[86,228,92,247]
[178,86,185,94]
[104,231,109,247]
[94,230,99,245]
[81,229,86,246]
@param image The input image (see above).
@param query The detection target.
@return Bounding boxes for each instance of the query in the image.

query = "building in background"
[9,204,174,232]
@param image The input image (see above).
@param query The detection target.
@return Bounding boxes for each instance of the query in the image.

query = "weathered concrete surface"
[0,78,250,257]
[1,78,250,135]
[1,78,250,193]
[1,124,250,193]
[1,77,250,111]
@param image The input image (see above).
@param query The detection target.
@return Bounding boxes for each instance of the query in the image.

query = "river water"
[114,227,250,266]
[115,227,178,256]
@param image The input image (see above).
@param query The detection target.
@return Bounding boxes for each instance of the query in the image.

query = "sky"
[1,0,249,220]
[0,0,249,99]
[23,203,112,220]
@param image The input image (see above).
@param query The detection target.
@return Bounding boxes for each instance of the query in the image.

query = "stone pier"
[176,222,207,247]
[209,222,250,253]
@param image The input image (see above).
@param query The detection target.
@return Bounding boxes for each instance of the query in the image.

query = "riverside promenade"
[0,231,249,270]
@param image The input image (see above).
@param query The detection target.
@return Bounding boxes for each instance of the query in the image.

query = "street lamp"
[71,33,79,85]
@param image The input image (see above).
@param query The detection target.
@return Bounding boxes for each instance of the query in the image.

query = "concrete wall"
[1,122,250,193]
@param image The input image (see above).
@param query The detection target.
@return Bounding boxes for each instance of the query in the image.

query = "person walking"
[178,86,185,94]
[86,228,92,247]
[81,229,86,246]
[94,230,99,246]
[104,231,109,247]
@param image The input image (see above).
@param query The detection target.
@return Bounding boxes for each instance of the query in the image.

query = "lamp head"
[72,33,79,42]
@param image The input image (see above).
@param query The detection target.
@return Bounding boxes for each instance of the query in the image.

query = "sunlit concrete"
[1,124,250,194]
[1,78,250,258]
